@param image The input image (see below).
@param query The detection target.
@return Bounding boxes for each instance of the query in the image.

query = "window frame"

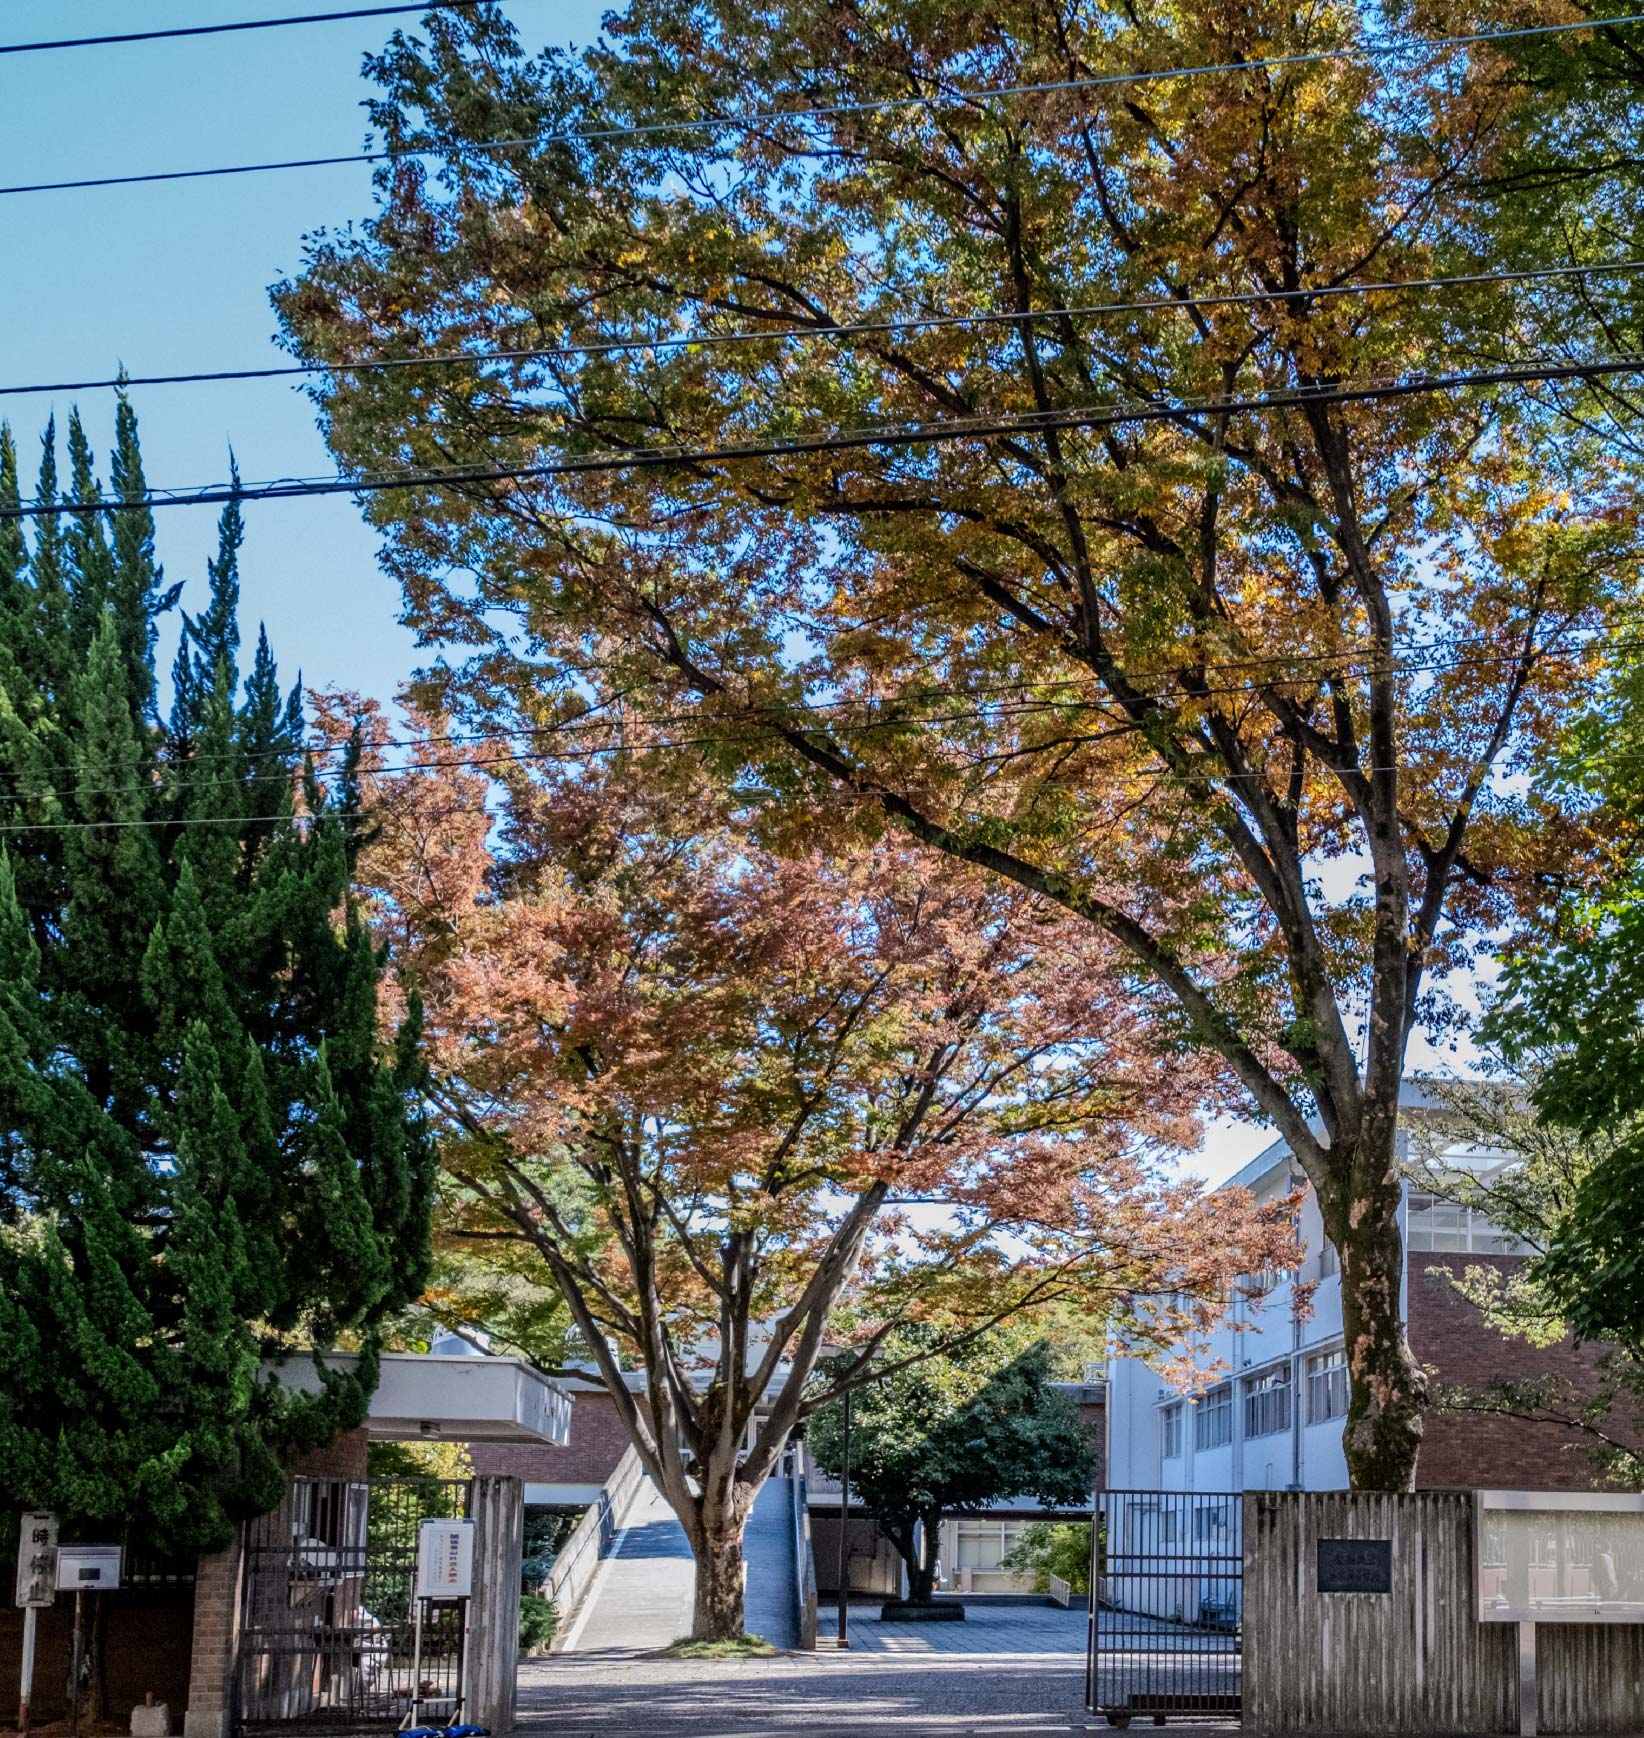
[953,1518,1027,1573]
[1306,1348,1349,1424]
[1160,1401,1183,1460]
[1193,1382,1234,1452]
[1243,1364,1293,1438]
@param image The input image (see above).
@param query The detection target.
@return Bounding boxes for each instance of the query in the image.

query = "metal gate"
[1087,1490,1243,1728]
[237,1476,471,1735]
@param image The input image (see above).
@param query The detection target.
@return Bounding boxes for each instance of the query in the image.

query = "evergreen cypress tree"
[0,405,434,1552]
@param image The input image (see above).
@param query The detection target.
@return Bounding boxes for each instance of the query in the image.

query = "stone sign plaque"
[1317,1537,1392,1594]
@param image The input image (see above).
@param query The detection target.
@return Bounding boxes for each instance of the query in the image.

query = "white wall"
[1106,1160,1353,1494]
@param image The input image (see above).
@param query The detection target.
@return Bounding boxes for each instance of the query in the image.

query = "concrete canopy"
[268,1352,573,1445]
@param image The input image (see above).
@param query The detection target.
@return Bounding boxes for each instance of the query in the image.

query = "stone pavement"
[521,1602,1218,1736]
[817,1603,1087,1654]
[520,1642,1101,1735]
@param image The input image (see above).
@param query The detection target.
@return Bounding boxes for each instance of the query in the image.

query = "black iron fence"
[1087,1489,1243,1728]
[237,1476,470,1735]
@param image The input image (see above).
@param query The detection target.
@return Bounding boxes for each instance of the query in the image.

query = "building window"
[1193,1501,1234,1547]
[954,1519,1027,1572]
[1244,1366,1292,1438]
[1194,1383,1234,1451]
[1160,1402,1183,1459]
[1406,1192,1534,1255]
[1318,1237,1339,1279]
[1243,1264,1285,1298]
[1307,1349,1349,1423]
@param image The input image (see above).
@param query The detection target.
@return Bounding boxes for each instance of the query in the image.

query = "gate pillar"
[468,1476,525,1736]
[182,1531,246,1738]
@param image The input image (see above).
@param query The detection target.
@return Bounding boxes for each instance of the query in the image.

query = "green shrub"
[519,1594,559,1653]
[1000,1521,1095,1594]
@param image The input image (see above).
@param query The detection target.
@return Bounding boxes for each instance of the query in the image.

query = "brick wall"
[0,1585,196,1726]
[469,1388,631,1488]
[1408,1252,1612,1491]
[181,1534,244,1738]
[289,1426,369,1481]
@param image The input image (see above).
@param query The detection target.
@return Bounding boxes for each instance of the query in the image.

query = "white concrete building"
[1105,1082,1533,1495]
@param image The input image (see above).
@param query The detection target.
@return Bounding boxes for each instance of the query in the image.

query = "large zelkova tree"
[336,711,1294,1639]
[275,1,1639,1488]
[0,407,435,1550]
[807,1330,1096,1608]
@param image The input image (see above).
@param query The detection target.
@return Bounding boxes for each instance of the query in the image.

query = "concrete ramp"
[743,1476,799,1648]
[560,1476,799,1652]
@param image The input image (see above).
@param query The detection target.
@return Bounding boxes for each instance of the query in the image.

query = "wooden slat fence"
[1243,1490,1644,1736]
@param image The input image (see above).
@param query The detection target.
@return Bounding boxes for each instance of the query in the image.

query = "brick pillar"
[182,1531,245,1738]
[467,1476,524,1736]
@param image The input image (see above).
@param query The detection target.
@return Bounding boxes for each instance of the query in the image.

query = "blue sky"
[2,0,604,704]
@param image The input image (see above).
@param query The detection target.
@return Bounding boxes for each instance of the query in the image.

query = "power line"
[6,729,1637,834]
[5,10,1641,194]
[1,631,1622,806]
[0,622,1610,787]
[0,136,533,200]
[0,1,506,57]
[4,351,1643,521]
[10,260,1644,400]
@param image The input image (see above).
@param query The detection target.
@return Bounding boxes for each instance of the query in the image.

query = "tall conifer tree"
[0,404,434,1550]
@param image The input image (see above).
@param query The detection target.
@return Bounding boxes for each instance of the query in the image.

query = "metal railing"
[542,1444,645,1623]
[791,1457,818,1648]
[1088,1489,1243,1728]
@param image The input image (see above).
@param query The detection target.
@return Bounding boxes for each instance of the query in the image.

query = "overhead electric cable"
[0,137,535,199]
[4,10,1641,194]
[0,1,507,57]
[8,731,1638,834]
[0,628,1619,801]
[9,259,1644,399]
[0,625,1607,794]
[3,352,1642,521]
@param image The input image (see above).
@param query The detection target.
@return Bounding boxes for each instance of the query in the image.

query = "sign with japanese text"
[1317,1537,1392,1594]
[414,1519,474,1600]
[14,1513,57,1608]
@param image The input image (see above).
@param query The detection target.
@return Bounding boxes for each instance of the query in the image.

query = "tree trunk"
[898,1508,943,1604]
[1334,1151,1428,1491]
[690,1512,748,1641]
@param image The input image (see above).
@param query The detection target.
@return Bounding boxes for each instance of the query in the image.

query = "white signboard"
[415,1519,474,1599]
[1476,1491,1644,1623]
[14,1513,57,1608]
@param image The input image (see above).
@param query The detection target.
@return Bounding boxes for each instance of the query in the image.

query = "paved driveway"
[818,1604,1087,1655]
[521,1603,1239,1736]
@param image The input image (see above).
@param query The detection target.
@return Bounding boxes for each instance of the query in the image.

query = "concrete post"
[468,1475,524,1736]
